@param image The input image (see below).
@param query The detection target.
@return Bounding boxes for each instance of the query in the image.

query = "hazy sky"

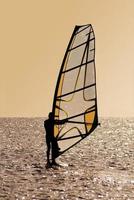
[0,0,134,117]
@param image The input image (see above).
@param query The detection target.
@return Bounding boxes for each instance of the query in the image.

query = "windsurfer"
[44,112,67,168]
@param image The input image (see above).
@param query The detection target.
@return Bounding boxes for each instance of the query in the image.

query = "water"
[0,118,134,199]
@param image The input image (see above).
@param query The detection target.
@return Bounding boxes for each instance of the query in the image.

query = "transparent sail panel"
[66,45,86,70]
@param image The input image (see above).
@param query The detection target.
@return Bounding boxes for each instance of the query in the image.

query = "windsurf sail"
[52,24,99,156]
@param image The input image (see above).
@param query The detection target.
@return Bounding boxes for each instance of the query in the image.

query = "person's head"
[48,112,54,120]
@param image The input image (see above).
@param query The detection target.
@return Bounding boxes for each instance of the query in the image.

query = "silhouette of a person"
[44,112,67,167]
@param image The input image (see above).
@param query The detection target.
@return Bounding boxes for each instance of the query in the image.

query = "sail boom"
[65,107,96,121]
[67,121,94,124]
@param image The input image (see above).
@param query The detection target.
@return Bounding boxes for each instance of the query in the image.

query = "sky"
[0,0,134,117]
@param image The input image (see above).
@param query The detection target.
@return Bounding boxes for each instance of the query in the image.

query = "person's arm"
[54,119,68,125]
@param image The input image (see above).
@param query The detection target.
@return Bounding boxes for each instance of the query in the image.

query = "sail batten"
[75,25,90,35]
[62,59,94,73]
[68,37,95,51]
[57,83,96,98]
[52,24,99,156]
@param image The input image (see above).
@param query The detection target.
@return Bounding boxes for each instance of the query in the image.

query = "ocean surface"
[0,117,134,200]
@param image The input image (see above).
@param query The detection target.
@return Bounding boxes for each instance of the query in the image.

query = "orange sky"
[0,0,134,117]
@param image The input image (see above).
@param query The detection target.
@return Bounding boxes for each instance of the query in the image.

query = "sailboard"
[52,24,99,157]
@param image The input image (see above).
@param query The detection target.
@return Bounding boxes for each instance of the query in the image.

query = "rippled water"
[0,118,134,200]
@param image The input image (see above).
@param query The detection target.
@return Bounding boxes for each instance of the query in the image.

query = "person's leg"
[51,146,60,166]
[46,139,51,165]
[52,156,59,166]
